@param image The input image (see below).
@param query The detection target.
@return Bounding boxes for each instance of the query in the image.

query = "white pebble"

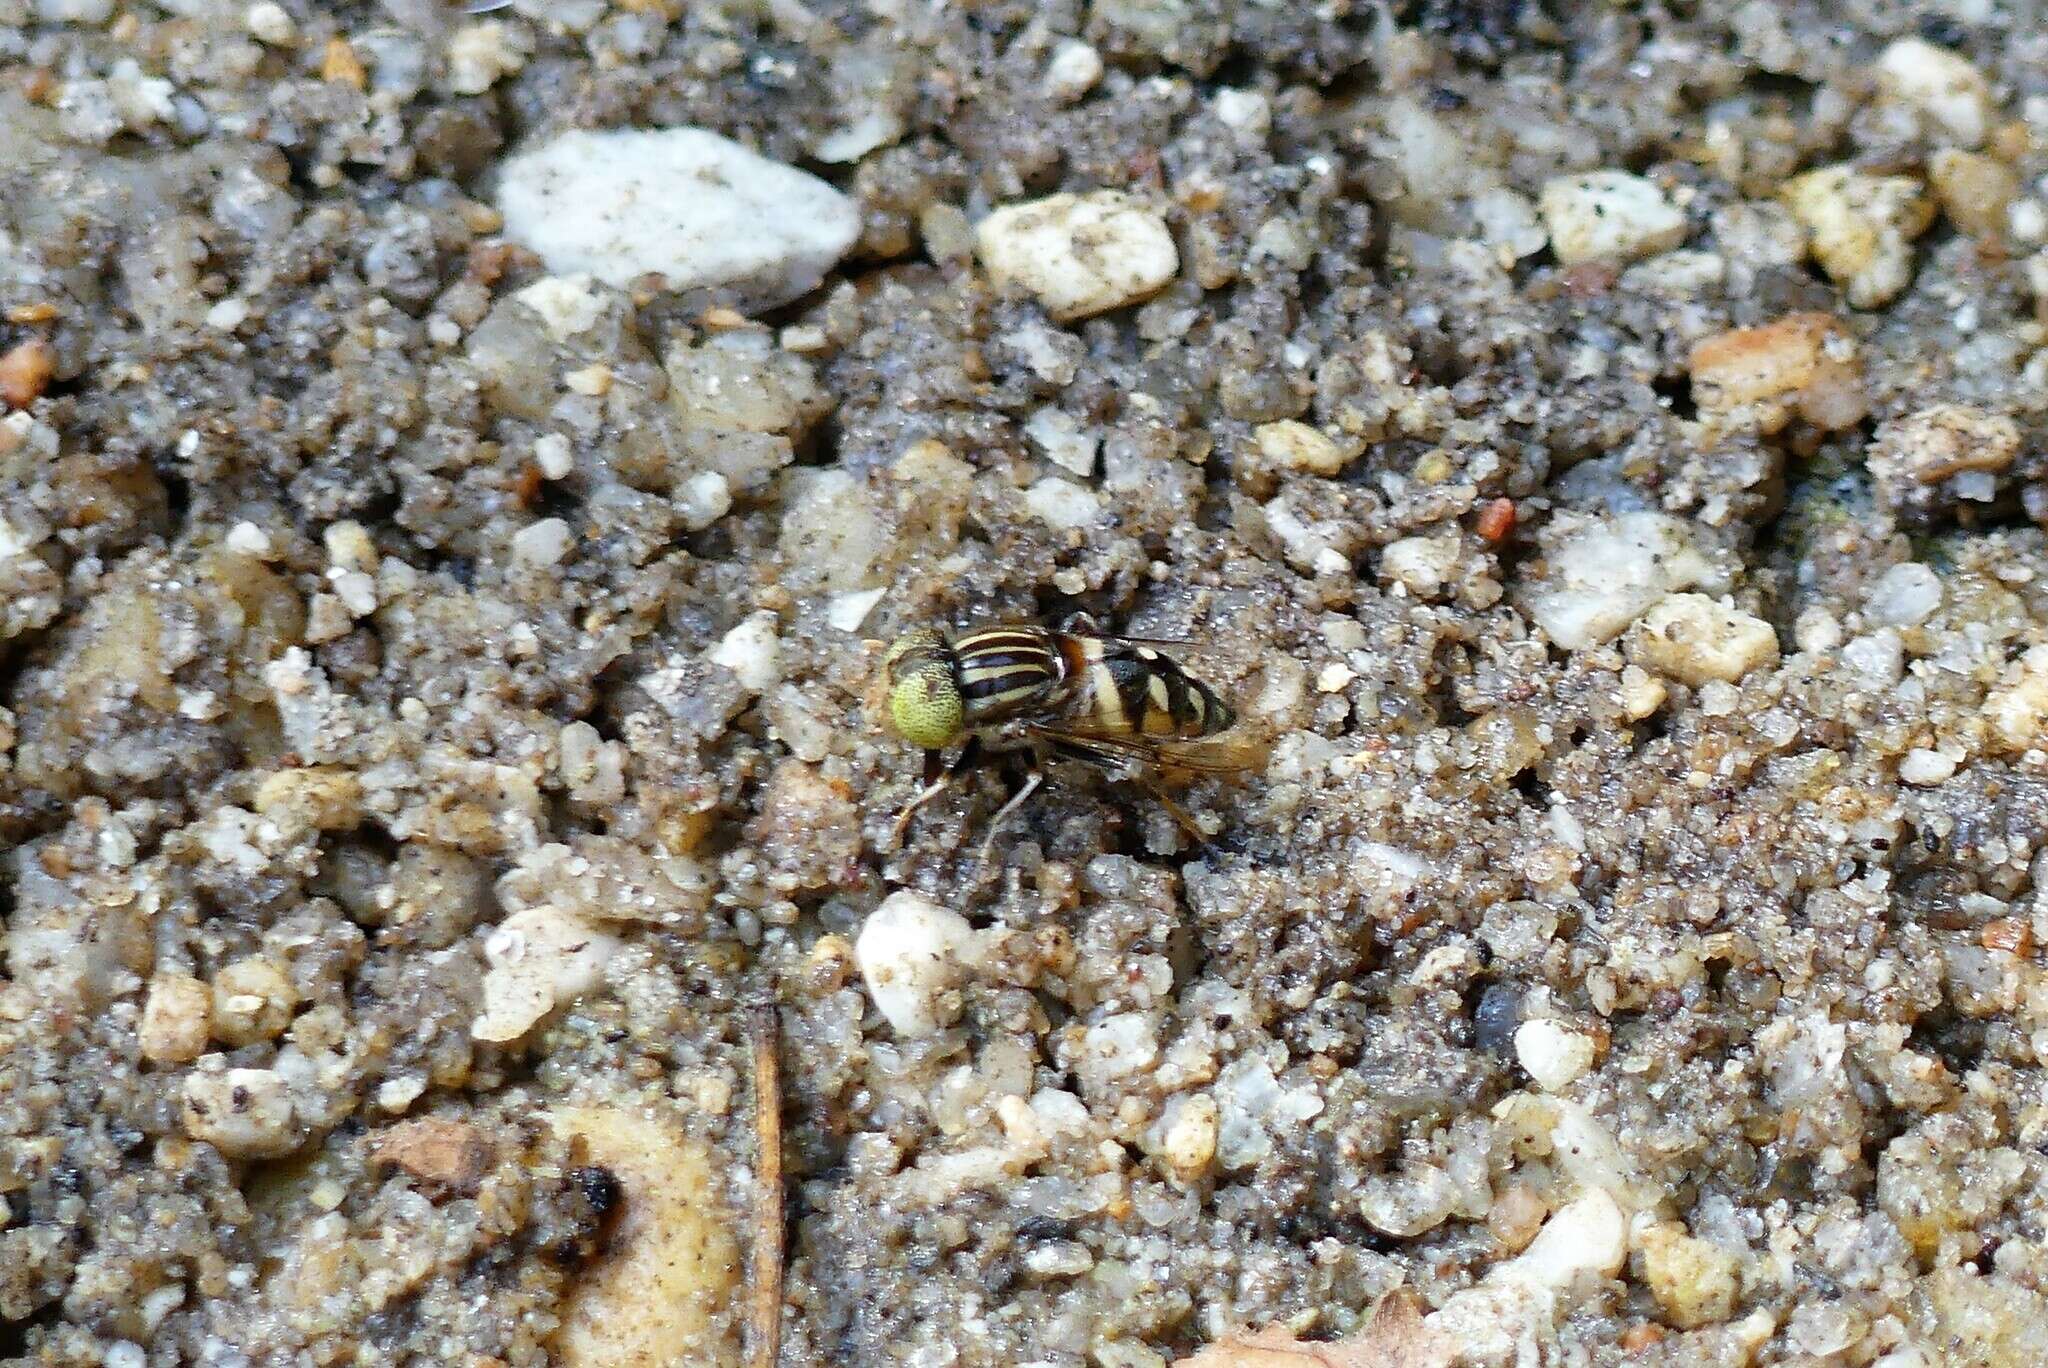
[1213,88,1271,136]
[1514,1019,1595,1091]
[182,1066,296,1157]
[855,892,980,1038]
[826,586,887,633]
[104,1343,147,1368]
[1522,512,1717,651]
[1428,1191,1627,1361]
[511,517,572,567]
[1842,630,1905,688]
[497,128,860,306]
[1254,418,1346,476]
[225,521,273,557]
[710,611,782,693]
[1024,405,1101,477]
[243,1,294,44]
[1780,165,1935,310]
[676,470,733,530]
[205,297,249,331]
[1381,533,1460,598]
[1877,37,1993,148]
[445,20,531,96]
[514,275,605,340]
[471,906,620,1043]
[1899,748,1958,786]
[327,569,378,617]
[1023,476,1103,529]
[1627,593,1779,687]
[976,191,1179,322]
[1042,39,1103,102]
[1793,606,1843,654]
[1539,171,1687,265]
[1868,562,1943,627]
[534,433,574,480]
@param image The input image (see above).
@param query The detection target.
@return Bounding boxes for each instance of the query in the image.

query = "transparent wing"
[1028,722,1266,775]
[1054,611,1195,649]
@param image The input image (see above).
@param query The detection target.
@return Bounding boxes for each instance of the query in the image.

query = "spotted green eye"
[888,663,965,749]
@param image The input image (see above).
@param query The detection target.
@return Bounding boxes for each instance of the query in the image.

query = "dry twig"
[749,1000,785,1368]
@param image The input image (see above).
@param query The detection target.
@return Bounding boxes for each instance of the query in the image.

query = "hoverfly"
[877,614,1259,851]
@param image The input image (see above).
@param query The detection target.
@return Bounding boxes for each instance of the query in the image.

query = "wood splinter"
[749,999,784,1368]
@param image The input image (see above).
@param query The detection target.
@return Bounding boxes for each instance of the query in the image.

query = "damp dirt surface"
[8,2,2048,1365]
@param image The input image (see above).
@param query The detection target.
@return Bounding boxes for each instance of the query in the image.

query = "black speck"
[1917,14,1969,47]
[571,1164,621,1216]
[1014,1215,1075,1242]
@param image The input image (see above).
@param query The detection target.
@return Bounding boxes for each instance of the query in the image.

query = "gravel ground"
[7,1,2048,1365]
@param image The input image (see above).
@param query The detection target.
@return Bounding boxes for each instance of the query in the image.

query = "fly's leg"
[975,768,1044,865]
[889,739,983,850]
[1139,776,1208,843]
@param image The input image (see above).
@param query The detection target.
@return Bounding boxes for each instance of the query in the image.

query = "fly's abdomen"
[952,626,1064,725]
[1092,646,1234,739]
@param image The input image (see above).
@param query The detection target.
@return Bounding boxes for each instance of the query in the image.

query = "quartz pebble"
[710,611,783,693]
[1538,171,1687,264]
[470,906,620,1043]
[1876,37,1994,148]
[1514,1018,1595,1091]
[976,191,1179,321]
[856,892,981,1037]
[1427,1191,1628,1365]
[182,1065,297,1158]
[1024,476,1104,529]
[140,972,212,1063]
[1626,594,1779,687]
[1043,39,1103,101]
[496,128,861,306]
[1780,165,1935,309]
[1899,749,1958,787]
[1985,644,2048,753]
[1254,419,1347,476]
[1522,512,1719,651]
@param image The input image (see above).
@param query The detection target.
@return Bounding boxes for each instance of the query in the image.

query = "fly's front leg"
[889,738,983,849]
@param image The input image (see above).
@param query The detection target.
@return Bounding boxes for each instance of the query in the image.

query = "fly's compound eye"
[887,662,965,749]
[883,627,947,670]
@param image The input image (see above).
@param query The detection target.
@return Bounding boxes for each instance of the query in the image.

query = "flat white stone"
[1024,476,1103,528]
[1539,171,1687,265]
[496,127,861,306]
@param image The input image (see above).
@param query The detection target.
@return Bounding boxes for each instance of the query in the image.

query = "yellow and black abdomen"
[951,626,1066,727]
[1072,640,1234,740]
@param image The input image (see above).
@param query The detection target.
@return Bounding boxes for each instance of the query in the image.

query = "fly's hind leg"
[1139,776,1209,844]
[889,738,983,850]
